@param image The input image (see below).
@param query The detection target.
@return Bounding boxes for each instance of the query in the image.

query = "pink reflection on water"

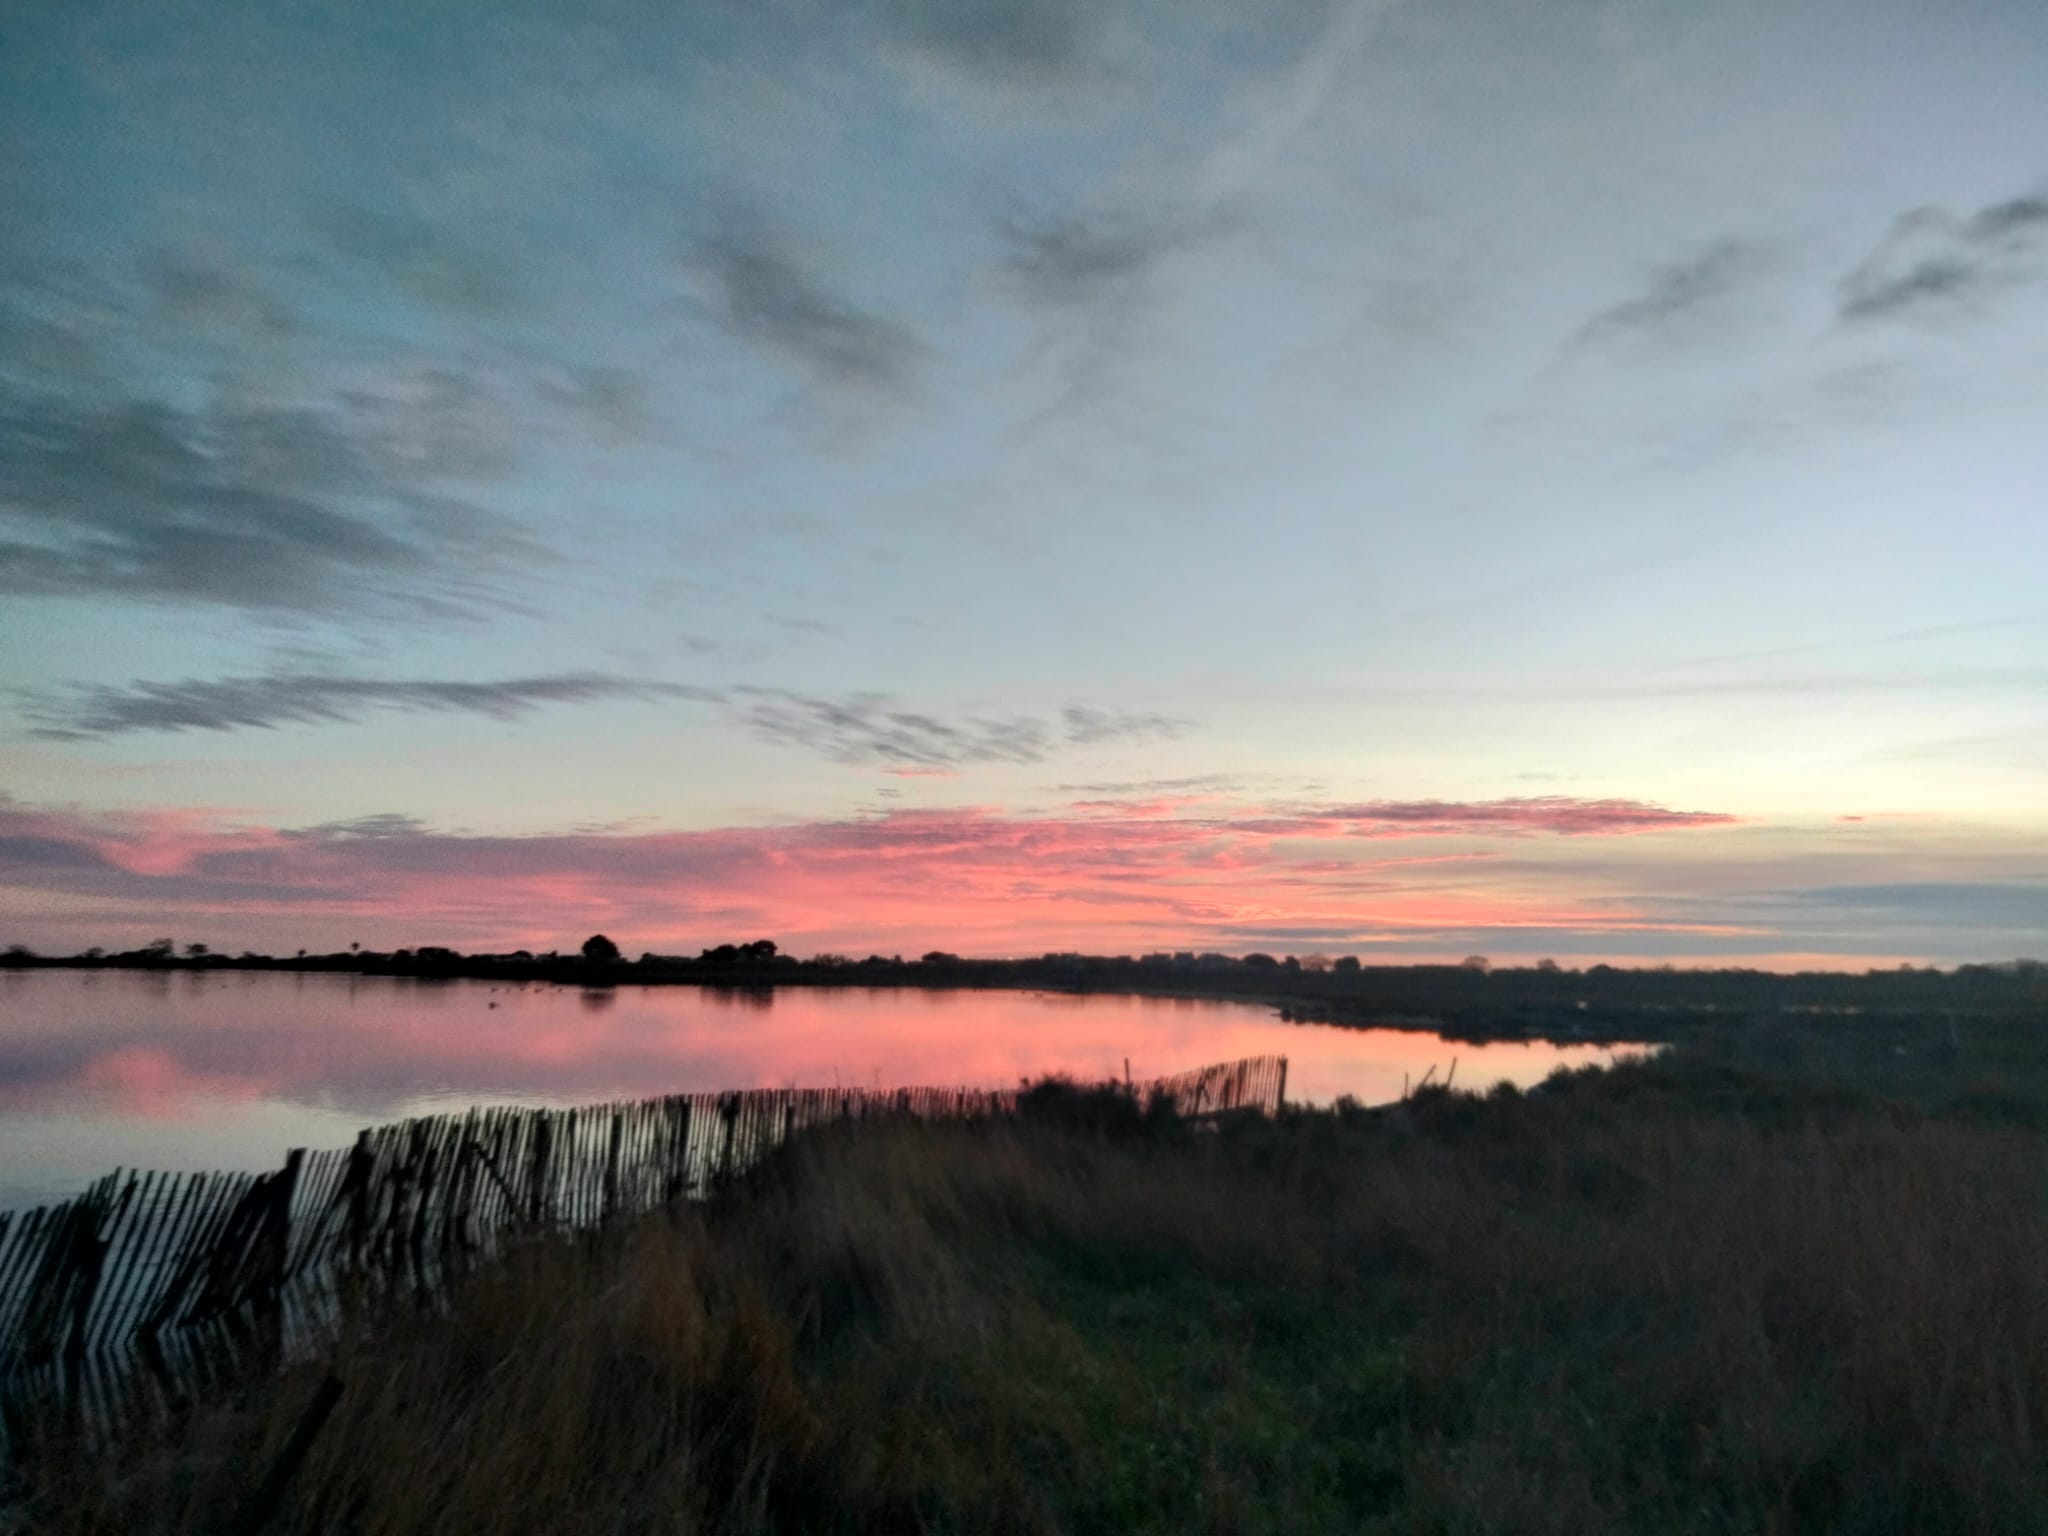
[0,971,1643,1205]
[77,1046,271,1119]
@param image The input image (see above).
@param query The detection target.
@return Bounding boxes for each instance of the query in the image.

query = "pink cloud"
[1319,797,1741,837]
[0,794,1744,956]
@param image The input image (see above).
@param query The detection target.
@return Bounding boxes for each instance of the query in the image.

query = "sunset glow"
[2,0,2044,966]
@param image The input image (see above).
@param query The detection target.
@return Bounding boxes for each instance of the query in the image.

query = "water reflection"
[0,970,1643,1207]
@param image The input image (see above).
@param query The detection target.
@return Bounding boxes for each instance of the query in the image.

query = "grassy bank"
[18,1035,2048,1535]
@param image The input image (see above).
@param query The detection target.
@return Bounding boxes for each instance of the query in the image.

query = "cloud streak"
[0,793,1747,957]
[0,364,539,618]
[690,221,922,391]
[1573,239,1770,347]
[1003,209,1235,308]
[1839,193,2048,323]
[1317,798,1738,837]
[24,672,1201,772]
[1060,705,1190,746]
[729,690,1050,766]
[863,0,1093,83]
[23,673,722,740]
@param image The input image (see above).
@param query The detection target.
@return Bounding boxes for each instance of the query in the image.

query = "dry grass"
[15,1049,2048,1534]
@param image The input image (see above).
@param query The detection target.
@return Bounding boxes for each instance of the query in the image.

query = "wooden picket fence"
[0,1056,1285,1441]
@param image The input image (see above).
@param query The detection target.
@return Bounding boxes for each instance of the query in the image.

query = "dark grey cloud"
[863,0,1092,83]
[716,692,1199,767]
[24,673,720,740]
[691,223,921,390]
[533,366,657,441]
[1970,196,2048,241]
[1839,192,2048,323]
[729,689,1050,767]
[1574,239,1768,345]
[1003,209,1235,307]
[136,247,299,335]
[338,368,518,481]
[0,370,541,617]
[764,612,839,637]
[1061,705,1190,746]
[24,661,1197,773]
[316,201,527,320]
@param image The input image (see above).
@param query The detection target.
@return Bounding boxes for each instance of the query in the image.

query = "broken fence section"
[0,1055,1284,1435]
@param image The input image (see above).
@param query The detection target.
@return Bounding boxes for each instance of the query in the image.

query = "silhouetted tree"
[1333,955,1361,975]
[582,934,622,963]
[184,942,209,960]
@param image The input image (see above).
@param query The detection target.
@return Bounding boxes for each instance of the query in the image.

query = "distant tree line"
[4,936,2044,1046]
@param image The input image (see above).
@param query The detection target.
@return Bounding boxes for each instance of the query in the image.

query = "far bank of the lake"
[0,969,1641,1207]
[8,946,2041,1048]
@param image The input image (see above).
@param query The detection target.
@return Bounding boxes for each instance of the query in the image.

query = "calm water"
[0,970,1639,1207]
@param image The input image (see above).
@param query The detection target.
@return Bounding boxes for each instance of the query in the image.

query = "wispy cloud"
[1003,208,1236,308]
[862,0,1094,84]
[689,220,922,391]
[1060,705,1189,746]
[1317,797,1738,837]
[24,672,721,740]
[1053,774,1249,796]
[21,672,1203,771]
[0,357,542,618]
[729,689,1049,767]
[1839,192,2048,323]
[1572,239,1771,348]
[0,792,1752,957]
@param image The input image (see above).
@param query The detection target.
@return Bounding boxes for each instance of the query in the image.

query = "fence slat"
[3,1056,1283,1437]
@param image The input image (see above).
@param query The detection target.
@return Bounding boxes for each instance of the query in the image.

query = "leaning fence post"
[603,1112,624,1223]
[228,1373,344,1536]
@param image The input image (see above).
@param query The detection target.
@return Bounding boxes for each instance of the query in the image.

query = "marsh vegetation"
[16,1018,2048,1535]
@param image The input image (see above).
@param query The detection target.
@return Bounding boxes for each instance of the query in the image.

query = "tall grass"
[17,1050,2048,1534]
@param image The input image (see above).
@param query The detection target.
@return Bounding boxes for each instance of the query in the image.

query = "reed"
[15,1043,2046,1535]
[0,1057,1285,1441]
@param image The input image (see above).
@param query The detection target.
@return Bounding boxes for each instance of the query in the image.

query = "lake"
[0,969,1640,1208]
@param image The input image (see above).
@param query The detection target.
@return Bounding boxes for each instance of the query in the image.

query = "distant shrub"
[1015,1075,1172,1139]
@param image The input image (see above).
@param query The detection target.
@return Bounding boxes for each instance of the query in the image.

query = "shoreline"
[6,950,2041,1048]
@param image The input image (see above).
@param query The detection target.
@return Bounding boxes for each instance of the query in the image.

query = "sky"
[1,0,2044,966]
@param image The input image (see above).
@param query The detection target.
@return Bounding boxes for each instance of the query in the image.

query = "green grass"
[16,1031,2048,1534]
